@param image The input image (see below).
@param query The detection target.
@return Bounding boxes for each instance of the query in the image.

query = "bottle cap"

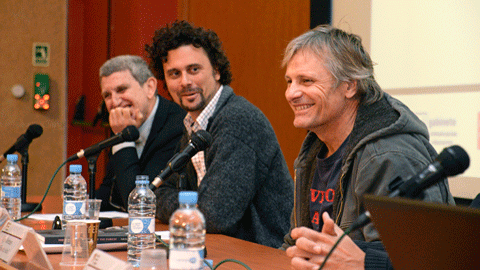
[179,191,198,204]
[6,154,18,163]
[135,175,149,185]
[69,164,82,173]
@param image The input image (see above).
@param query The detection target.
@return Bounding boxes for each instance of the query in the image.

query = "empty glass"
[59,221,89,269]
[85,199,102,220]
[139,249,168,270]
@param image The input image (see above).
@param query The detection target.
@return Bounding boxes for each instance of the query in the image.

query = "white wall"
[332,0,480,199]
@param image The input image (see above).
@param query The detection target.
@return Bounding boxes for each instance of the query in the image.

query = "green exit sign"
[32,42,50,67]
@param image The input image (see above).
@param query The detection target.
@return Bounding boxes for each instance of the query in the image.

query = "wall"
[0,0,311,198]
[67,0,110,197]
[179,0,310,177]
[67,0,178,194]
[69,0,310,189]
[0,0,178,198]
[332,0,480,199]
[332,0,371,51]
[0,0,67,197]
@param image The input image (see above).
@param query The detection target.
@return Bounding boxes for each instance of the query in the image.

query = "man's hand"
[108,107,144,134]
[286,212,366,270]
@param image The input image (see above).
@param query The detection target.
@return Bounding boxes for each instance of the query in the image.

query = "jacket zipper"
[335,171,347,224]
[293,169,297,228]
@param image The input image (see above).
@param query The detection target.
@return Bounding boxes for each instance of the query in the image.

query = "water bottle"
[1,154,22,220]
[62,164,87,228]
[127,175,156,267]
[169,191,206,270]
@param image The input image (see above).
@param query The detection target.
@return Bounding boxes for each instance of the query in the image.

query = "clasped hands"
[286,212,366,270]
[109,107,144,134]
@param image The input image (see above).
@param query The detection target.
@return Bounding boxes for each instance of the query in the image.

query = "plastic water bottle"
[127,175,156,267]
[169,191,206,270]
[62,164,87,228]
[1,154,22,220]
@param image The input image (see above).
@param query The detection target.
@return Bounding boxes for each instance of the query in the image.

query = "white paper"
[84,249,133,270]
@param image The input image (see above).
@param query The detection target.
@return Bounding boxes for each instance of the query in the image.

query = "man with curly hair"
[145,21,294,248]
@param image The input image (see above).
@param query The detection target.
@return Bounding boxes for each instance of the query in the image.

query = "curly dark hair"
[145,20,232,89]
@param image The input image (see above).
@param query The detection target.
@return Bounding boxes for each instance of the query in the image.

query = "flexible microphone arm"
[66,125,139,162]
[149,130,213,191]
[0,124,44,211]
[0,124,43,162]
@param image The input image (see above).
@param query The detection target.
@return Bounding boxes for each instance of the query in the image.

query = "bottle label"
[169,248,204,269]
[128,217,155,234]
[63,200,86,216]
[1,186,20,198]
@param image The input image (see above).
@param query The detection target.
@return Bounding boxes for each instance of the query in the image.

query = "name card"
[0,220,52,270]
[84,249,132,270]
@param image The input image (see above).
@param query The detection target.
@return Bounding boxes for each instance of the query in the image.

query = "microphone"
[0,124,43,162]
[149,130,213,191]
[66,125,139,162]
[388,145,469,198]
[350,145,470,232]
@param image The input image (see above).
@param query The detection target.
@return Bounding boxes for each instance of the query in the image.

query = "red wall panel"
[110,0,178,97]
[67,0,177,191]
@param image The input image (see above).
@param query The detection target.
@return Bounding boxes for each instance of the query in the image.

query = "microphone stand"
[86,153,100,199]
[19,146,42,212]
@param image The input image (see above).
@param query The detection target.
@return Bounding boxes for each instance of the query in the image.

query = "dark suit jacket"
[96,95,185,211]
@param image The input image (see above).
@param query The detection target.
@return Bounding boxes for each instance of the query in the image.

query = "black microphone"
[389,145,469,198]
[350,145,470,232]
[0,124,43,162]
[66,125,139,162]
[149,130,213,191]
[470,193,480,209]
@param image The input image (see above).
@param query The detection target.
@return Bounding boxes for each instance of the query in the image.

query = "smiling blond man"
[281,25,455,270]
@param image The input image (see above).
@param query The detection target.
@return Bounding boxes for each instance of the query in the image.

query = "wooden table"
[11,196,291,269]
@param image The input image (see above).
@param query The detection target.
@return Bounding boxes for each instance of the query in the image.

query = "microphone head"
[121,125,140,141]
[437,145,470,176]
[25,124,43,141]
[191,130,213,151]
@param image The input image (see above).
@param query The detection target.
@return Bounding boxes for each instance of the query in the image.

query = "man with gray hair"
[281,25,454,269]
[96,55,185,211]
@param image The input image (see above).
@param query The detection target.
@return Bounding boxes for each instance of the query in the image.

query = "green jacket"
[282,93,454,268]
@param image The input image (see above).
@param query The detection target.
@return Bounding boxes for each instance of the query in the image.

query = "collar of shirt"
[184,85,223,134]
[111,96,159,157]
[183,85,223,184]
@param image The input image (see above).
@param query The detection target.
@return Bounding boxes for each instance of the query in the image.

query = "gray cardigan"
[155,85,294,248]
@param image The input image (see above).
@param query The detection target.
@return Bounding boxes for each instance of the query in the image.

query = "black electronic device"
[0,124,43,162]
[37,227,128,246]
[350,145,470,231]
[364,194,480,270]
[149,130,213,191]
